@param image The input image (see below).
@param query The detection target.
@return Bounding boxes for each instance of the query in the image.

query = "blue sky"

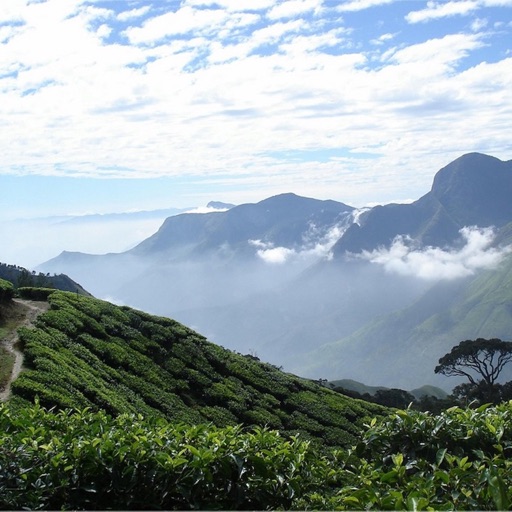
[1,0,512,220]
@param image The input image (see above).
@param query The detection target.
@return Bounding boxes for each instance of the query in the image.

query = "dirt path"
[0,298,49,402]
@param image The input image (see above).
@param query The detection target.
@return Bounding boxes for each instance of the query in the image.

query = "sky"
[1,0,512,221]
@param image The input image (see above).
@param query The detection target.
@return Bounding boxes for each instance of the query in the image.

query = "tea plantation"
[1,289,512,509]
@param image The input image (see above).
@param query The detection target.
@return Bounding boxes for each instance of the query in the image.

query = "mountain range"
[39,153,512,391]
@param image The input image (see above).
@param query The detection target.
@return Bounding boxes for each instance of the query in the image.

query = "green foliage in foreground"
[2,401,512,510]
[0,402,323,510]
[12,291,384,448]
[302,402,512,511]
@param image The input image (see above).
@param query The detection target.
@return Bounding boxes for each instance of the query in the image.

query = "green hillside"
[301,251,512,389]
[10,290,385,448]
[3,289,512,510]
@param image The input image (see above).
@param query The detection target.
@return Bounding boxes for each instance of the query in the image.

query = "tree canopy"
[435,338,512,400]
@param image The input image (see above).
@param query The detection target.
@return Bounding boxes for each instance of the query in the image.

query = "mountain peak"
[430,152,512,227]
[332,152,512,255]
[431,152,505,194]
[206,201,236,210]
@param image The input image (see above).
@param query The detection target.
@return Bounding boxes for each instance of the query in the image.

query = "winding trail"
[0,298,49,402]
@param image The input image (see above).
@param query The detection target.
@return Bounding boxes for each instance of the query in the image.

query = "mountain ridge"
[332,153,512,256]
[37,153,512,390]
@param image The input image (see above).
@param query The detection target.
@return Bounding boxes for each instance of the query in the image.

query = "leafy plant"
[0,402,329,510]
[0,278,14,303]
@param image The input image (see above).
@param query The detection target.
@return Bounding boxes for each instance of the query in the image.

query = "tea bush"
[0,278,14,302]
[12,291,386,447]
[299,402,512,510]
[4,401,512,510]
[0,402,328,510]
[17,287,55,301]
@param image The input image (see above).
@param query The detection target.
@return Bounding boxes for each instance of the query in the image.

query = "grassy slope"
[11,291,386,448]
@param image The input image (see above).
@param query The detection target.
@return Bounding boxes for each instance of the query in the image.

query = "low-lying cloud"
[249,223,349,265]
[251,242,295,264]
[356,226,512,280]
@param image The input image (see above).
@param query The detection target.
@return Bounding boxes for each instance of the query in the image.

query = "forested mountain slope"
[37,153,512,389]
[300,249,512,389]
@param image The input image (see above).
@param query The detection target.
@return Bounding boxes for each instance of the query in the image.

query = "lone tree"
[435,338,512,403]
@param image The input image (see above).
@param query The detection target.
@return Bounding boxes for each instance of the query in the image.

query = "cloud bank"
[356,226,512,280]
[1,0,511,217]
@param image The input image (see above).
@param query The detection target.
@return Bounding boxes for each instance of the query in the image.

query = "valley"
[37,153,512,390]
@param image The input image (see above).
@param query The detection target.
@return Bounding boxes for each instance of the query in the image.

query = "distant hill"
[328,379,387,395]
[53,206,192,225]
[327,378,448,400]
[0,262,90,295]
[39,192,356,311]
[206,201,236,210]
[11,290,386,448]
[128,192,353,260]
[299,248,512,389]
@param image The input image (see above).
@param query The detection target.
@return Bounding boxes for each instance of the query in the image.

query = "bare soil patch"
[0,298,49,401]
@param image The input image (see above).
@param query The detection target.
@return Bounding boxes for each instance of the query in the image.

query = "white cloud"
[267,0,323,19]
[470,17,489,30]
[406,1,479,24]
[481,0,512,5]
[184,0,275,10]
[1,0,512,215]
[124,6,229,44]
[336,0,396,12]
[257,246,295,264]
[184,205,230,214]
[356,227,512,280]
[249,222,350,265]
[117,6,151,22]
[385,33,483,67]
[371,32,397,45]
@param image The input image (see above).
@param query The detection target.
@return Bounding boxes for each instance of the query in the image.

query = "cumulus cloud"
[249,239,293,264]
[355,227,512,280]
[117,6,151,22]
[336,0,396,12]
[256,245,296,264]
[267,0,323,19]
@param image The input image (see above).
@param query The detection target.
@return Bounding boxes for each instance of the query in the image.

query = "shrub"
[0,278,14,302]
[305,402,512,510]
[0,402,328,511]
[17,287,55,301]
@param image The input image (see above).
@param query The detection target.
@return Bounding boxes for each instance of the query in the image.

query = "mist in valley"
[1,182,506,393]
[36,214,512,392]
